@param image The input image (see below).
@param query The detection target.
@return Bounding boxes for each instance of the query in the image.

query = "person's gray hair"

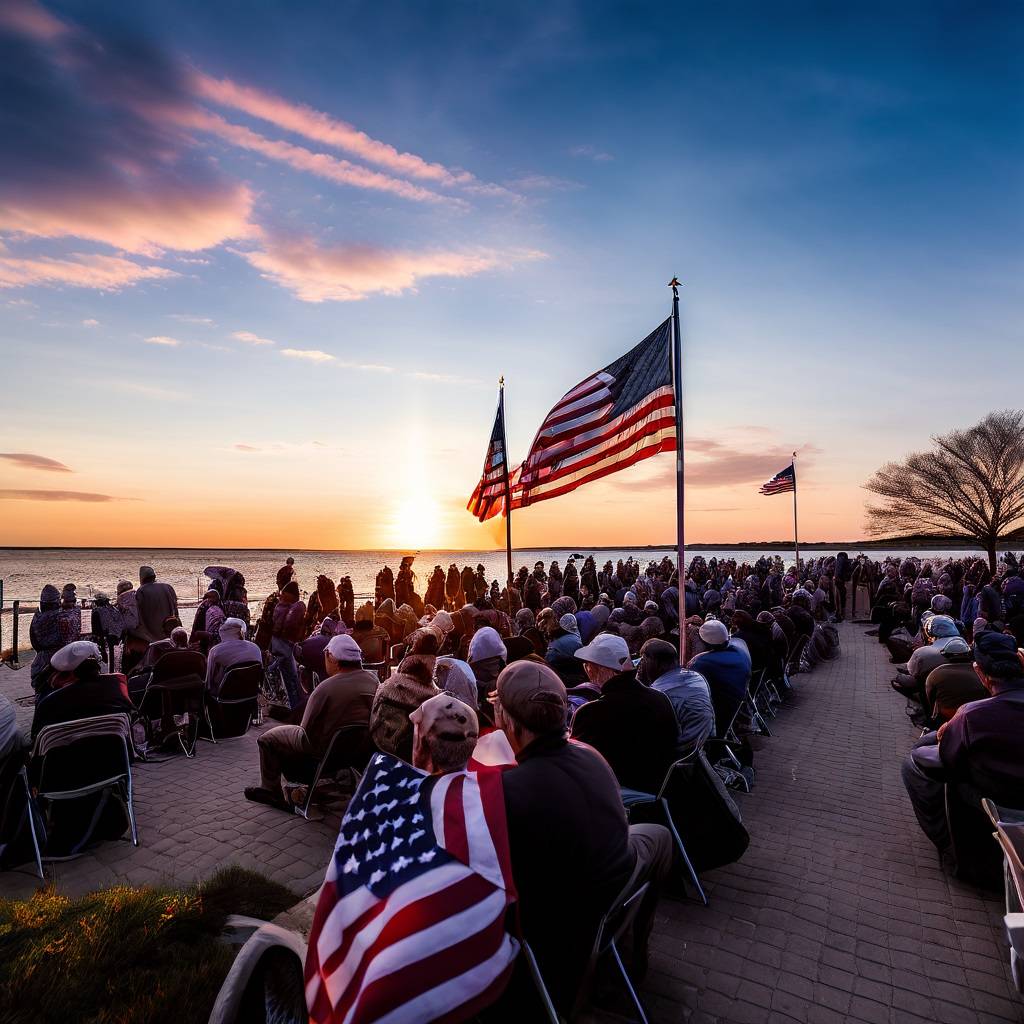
[930,594,953,614]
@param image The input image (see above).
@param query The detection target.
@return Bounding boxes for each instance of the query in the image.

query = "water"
[0,545,993,604]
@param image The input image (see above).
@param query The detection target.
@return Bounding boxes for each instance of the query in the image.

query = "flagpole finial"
[668,276,681,289]
[499,375,504,387]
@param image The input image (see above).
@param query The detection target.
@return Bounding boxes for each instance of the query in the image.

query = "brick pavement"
[1,623,1021,1023]
[639,620,1024,1023]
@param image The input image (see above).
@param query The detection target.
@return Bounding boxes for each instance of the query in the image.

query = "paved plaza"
[1,622,1021,1022]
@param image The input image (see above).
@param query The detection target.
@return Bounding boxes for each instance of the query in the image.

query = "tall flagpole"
[499,377,514,590]
[792,450,800,575]
[670,278,686,666]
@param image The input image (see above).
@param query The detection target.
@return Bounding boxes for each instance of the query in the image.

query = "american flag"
[467,390,515,522]
[511,318,676,508]
[305,753,519,1024]
[760,463,796,495]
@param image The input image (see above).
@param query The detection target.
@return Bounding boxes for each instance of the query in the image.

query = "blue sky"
[1,0,1021,548]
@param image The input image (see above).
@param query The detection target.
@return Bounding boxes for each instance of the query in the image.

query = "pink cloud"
[0,250,175,291]
[231,330,274,346]
[192,72,475,188]
[0,0,68,42]
[0,489,132,502]
[240,233,538,303]
[183,109,447,205]
[0,452,71,472]
[145,335,181,347]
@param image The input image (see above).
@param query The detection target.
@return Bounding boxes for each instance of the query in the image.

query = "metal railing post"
[11,600,20,669]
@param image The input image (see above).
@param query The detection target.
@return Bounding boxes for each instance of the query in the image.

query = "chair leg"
[521,940,561,1024]
[610,937,650,1024]
[659,797,708,906]
[299,762,326,820]
[124,773,139,846]
[20,769,44,879]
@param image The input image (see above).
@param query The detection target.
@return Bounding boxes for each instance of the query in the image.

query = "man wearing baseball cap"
[246,633,378,811]
[569,633,679,795]
[492,660,672,1016]
[687,618,752,739]
[410,693,479,775]
[31,641,133,740]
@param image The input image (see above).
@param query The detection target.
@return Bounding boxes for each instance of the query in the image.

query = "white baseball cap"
[573,633,631,671]
[326,634,363,662]
[51,640,103,672]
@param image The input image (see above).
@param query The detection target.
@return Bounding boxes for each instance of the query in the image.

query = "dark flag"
[510,318,676,508]
[760,464,796,496]
[467,396,513,522]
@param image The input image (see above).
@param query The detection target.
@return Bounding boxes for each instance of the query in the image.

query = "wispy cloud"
[106,380,187,401]
[407,370,485,386]
[192,71,478,189]
[280,347,335,362]
[506,174,582,192]
[569,144,614,162]
[0,250,176,292]
[145,335,181,347]
[81,318,99,327]
[240,233,542,303]
[0,452,71,472]
[169,313,214,325]
[0,488,132,503]
[231,330,274,346]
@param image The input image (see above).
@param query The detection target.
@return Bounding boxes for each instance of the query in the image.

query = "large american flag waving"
[511,318,676,508]
[759,463,796,496]
[305,753,519,1024]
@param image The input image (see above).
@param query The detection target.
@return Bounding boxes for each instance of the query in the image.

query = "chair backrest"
[31,712,133,759]
[218,662,263,702]
[359,633,388,664]
[152,648,207,684]
[31,713,133,794]
[592,881,650,959]
[320,723,373,774]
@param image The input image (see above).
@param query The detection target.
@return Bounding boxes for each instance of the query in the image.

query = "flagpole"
[670,278,686,666]
[499,377,514,591]
[792,450,800,576]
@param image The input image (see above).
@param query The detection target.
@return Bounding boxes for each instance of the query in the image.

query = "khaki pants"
[258,724,315,793]
[625,823,674,958]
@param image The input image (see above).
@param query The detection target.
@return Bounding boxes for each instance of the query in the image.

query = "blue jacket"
[651,667,715,753]
[687,643,751,736]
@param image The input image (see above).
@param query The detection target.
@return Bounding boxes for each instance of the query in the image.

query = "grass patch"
[0,866,298,1024]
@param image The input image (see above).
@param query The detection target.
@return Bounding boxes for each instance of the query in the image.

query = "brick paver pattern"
[1,620,1022,1022]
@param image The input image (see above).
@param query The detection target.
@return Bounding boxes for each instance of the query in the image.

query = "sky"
[0,0,1021,551]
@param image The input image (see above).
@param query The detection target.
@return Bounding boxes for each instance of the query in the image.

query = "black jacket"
[501,734,634,1013]
[31,673,134,740]
[569,670,678,794]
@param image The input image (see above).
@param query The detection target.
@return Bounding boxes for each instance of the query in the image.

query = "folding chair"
[30,712,139,857]
[205,662,263,740]
[573,882,653,1024]
[982,800,1024,993]
[360,634,389,681]
[138,649,208,757]
[786,634,809,678]
[0,758,45,879]
[620,754,708,906]
[704,694,751,792]
[295,723,373,820]
[519,939,562,1024]
[746,670,772,737]
[945,785,1024,889]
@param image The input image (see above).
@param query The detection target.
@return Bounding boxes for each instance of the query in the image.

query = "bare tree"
[864,410,1024,572]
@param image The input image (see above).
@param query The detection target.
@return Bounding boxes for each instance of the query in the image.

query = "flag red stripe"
[520,410,677,490]
[476,769,516,895]
[443,773,470,864]
[318,890,391,979]
[515,435,676,508]
[522,389,676,477]
[329,872,495,1024]
[542,387,613,432]
[430,958,516,1024]
[550,371,611,413]
[349,910,509,1023]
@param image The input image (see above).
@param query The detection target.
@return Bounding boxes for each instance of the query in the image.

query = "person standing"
[29,584,63,695]
[271,580,306,708]
[134,566,178,645]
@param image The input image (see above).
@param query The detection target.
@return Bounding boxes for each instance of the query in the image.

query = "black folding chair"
[704,691,752,792]
[30,712,139,858]
[0,757,45,879]
[139,649,208,757]
[206,662,263,740]
[295,723,373,820]
[621,754,708,906]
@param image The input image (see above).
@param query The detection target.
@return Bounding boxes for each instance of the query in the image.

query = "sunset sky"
[1,0,1021,550]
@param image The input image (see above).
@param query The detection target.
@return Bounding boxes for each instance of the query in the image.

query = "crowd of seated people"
[865,554,1024,884]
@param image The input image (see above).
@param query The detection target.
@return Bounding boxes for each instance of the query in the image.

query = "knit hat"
[432,609,455,634]
[434,657,478,709]
[369,672,439,759]
[39,584,60,608]
[974,630,1023,679]
[51,640,102,672]
[559,613,580,638]
[116,579,133,595]
[468,626,507,663]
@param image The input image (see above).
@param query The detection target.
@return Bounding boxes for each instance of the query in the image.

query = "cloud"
[281,347,335,362]
[407,370,485,386]
[569,144,614,162]
[0,452,71,472]
[231,330,274,346]
[106,379,186,401]
[0,4,257,256]
[0,488,130,502]
[0,250,175,291]
[192,71,477,188]
[185,109,448,205]
[233,443,261,452]
[145,335,181,347]
[81,317,99,327]
[169,313,213,325]
[506,174,582,192]
[240,233,540,303]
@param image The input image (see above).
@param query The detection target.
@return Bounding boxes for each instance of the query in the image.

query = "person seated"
[901,630,1024,857]
[492,661,672,1017]
[205,617,262,697]
[544,613,586,685]
[127,624,197,702]
[244,635,379,811]
[368,671,439,763]
[467,626,507,706]
[894,614,969,702]
[433,657,479,712]
[569,633,678,794]
[31,642,133,740]
[786,591,816,641]
[409,692,479,775]
[730,609,779,679]
[351,602,391,665]
[924,647,989,723]
[637,638,714,755]
[687,619,752,738]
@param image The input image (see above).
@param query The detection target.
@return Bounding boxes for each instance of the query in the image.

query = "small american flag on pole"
[511,318,676,508]
[305,753,519,1024]
[467,389,515,522]
[760,463,796,496]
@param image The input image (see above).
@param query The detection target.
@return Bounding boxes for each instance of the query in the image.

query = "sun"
[388,495,441,549]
